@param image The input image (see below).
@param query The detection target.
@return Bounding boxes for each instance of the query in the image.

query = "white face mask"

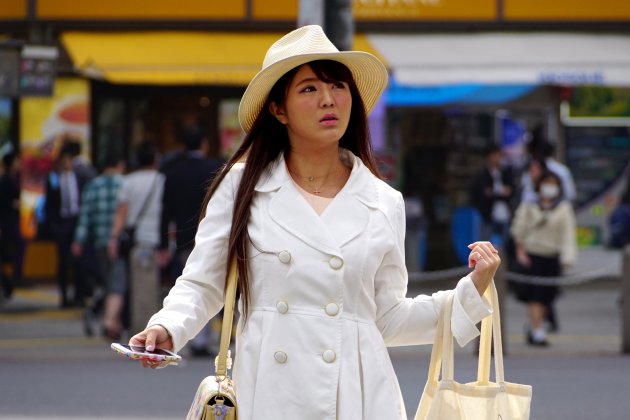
[540,184,560,199]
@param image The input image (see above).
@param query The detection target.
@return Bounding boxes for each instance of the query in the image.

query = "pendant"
[308,176,315,182]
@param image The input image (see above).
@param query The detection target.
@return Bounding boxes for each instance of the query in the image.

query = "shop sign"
[20,45,58,97]
[569,87,630,118]
[538,71,605,86]
[20,77,90,239]
[0,45,57,97]
[354,0,496,20]
[0,49,20,96]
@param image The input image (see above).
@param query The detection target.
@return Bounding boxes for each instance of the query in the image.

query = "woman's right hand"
[516,246,531,268]
[129,325,174,369]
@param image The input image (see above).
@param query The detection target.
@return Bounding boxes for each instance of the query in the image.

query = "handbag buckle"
[214,350,232,371]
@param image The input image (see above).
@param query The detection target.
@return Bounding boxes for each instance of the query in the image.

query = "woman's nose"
[320,86,335,107]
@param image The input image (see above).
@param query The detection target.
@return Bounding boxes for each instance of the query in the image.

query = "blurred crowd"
[0,125,224,358]
[469,137,578,347]
[2,126,630,352]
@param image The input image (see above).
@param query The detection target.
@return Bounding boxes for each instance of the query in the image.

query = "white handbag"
[415,282,532,420]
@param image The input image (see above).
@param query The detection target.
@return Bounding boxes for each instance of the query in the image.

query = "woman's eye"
[332,82,346,89]
[301,86,316,93]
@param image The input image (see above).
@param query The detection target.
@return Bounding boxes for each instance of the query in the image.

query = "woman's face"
[539,177,561,200]
[270,64,352,150]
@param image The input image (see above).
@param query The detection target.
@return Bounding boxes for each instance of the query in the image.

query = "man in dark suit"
[44,141,92,307]
[470,145,515,246]
[158,125,224,356]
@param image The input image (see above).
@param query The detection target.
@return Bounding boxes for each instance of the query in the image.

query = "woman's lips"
[320,114,338,125]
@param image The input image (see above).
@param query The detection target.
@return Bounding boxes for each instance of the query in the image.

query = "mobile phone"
[111,343,182,364]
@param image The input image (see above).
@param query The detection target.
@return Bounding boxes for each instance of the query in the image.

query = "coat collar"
[256,149,379,255]
[254,149,379,208]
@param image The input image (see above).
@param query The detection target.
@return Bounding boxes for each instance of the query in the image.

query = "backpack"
[609,203,630,248]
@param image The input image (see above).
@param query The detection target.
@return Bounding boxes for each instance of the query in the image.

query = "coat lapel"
[321,155,377,248]
[256,151,378,256]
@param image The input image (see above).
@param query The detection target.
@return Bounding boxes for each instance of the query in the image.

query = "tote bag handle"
[426,281,504,384]
[477,281,505,384]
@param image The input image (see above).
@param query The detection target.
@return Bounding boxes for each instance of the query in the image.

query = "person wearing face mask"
[510,171,577,346]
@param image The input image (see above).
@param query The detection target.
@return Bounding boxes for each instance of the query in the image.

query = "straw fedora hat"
[238,25,388,133]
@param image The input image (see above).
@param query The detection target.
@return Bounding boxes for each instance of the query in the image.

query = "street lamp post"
[298,0,354,51]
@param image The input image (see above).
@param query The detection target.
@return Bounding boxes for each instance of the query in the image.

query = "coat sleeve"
[374,193,491,348]
[147,166,242,352]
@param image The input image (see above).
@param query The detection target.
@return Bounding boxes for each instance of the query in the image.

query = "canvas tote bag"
[415,282,532,420]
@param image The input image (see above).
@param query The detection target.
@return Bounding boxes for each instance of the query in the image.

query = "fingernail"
[147,344,154,351]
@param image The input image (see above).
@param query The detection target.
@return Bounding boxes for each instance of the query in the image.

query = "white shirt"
[117,169,164,247]
[59,170,79,217]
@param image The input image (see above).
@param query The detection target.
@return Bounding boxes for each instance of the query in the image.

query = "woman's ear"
[269,102,287,124]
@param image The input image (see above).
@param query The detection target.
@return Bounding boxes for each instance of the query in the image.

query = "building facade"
[1,0,630,276]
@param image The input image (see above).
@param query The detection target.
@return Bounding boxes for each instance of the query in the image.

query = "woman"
[511,170,577,346]
[129,25,499,419]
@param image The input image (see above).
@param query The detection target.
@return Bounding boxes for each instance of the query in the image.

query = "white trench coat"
[149,151,491,420]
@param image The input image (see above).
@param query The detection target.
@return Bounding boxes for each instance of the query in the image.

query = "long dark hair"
[201,60,383,320]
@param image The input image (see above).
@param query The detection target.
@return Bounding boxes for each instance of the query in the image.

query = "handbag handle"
[215,257,238,379]
[426,281,504,384]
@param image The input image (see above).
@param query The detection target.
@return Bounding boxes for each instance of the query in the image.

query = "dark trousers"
[52,217,86,305]
[0,222,25,296]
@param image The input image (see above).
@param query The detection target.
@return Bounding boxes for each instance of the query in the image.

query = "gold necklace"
[289,165,341,195]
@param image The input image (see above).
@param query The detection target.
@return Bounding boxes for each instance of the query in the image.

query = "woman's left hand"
[468,241,501,295]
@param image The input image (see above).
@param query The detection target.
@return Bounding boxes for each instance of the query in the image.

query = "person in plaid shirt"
[72,152,125,337]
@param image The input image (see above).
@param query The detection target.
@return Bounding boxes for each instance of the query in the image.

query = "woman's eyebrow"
[294,76,320,86]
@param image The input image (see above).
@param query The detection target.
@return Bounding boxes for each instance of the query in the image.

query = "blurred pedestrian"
[65,139,97,180]
[158,125,224,357]
[44,141,91,307]
[108,141,164,337]
[0,151,24,299]
[510,170,577,346]
[608,183,630,249]
[71,151,125,336]
[470,145,515,246]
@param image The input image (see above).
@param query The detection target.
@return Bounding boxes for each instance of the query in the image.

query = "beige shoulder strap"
[215,257,238,379]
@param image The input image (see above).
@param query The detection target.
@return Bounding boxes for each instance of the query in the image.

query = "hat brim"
[238,51,388,133]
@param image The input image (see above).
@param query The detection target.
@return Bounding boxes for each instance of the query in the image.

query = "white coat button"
[324,303,339,316]
[276,300,289,314]
[274,351,288,364]
[322,349,336,363]
[278,250,292,264]
[329,256,344,270]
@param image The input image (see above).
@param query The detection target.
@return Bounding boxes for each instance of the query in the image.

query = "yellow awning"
[61,31,385,86]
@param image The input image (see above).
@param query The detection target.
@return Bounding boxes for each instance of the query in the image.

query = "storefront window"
[94,98,126,170]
